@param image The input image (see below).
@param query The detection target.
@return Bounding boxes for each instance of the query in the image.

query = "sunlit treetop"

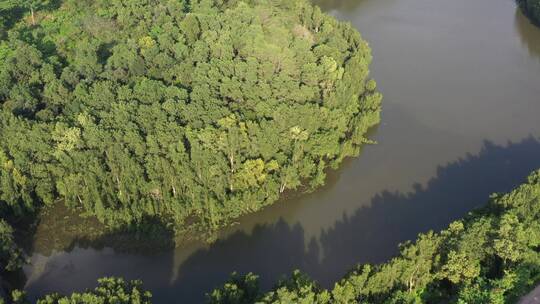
[0,0,381,233]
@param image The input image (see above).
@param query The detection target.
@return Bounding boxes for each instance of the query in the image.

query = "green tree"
[0,219,25,272]
[0,0,381,243]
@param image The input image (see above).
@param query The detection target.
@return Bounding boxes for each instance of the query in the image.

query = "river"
[23,0,540,302]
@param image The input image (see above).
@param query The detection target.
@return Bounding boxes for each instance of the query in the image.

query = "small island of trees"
[0,0,381,240]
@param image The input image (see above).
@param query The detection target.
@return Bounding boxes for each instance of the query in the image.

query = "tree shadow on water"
[150,219,318,303]
[22,137,540,303]
[315,136,540,285]
[167,136,540,303]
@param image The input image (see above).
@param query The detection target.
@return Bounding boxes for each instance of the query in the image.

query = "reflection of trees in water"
[311,0,364,11]
[165,136,540,302]
[515,8,540,59]
[24,137,540,303]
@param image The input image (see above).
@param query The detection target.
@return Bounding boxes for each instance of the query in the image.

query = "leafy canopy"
[0,0,381,236]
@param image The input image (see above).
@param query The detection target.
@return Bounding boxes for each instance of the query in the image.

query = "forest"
[2,0,538,303]
[0,0,381,239]
[2,278,152,304]
[0,0,381,300]
[3,169,540,303]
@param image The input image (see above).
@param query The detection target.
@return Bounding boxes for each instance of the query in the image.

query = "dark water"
[24,0,540,302]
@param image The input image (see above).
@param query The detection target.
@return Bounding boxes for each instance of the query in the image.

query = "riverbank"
[23,184,324,256]
[18,0,540,302]
[520,285,540,304]
[207,169,540,303]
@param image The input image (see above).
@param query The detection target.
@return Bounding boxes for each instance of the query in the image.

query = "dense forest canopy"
[0,0,381,234]
[2,278,152,304]
[0,219,24,273]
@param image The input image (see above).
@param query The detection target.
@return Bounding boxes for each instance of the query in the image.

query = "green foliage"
[0,219,25,272]
[0,219,25,304]
[207,169,540,303]
[207,272,260,304]
[260,270,331,304]
[0,0,381,237]
[5,277,151,304]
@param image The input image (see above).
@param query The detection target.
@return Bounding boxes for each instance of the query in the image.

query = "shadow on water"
[515,8,540,59]
[66,219,177,256]
[23,137,540,303]
[315,136,540,285]
[22,219,177,301]
[158,136,540,303]
[25,204,177,257]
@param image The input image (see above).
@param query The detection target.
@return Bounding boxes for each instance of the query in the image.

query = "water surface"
[24,0,540,302]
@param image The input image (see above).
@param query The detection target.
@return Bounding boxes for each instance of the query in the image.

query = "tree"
[4,277,152,304]
[0,0,381,241]
[16,0,49,25]
[0,219,25,272]
[207,273,260,304]
[493,213,528,264]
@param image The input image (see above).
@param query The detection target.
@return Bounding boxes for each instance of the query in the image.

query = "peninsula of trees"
[0,0,380,299]
[0,0,381,238]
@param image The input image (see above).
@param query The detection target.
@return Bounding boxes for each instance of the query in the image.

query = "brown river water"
[23,0,540,302]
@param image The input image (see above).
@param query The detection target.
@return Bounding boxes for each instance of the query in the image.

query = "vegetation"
[0,0,381,238]
[4,170,540,303]
[0,0,379,300]
[0,219,25,303]
[1,0,539,303]
[518,0,540,24]
[0,219,25,273]
[2,278,152,304]
[207,169,540,303]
